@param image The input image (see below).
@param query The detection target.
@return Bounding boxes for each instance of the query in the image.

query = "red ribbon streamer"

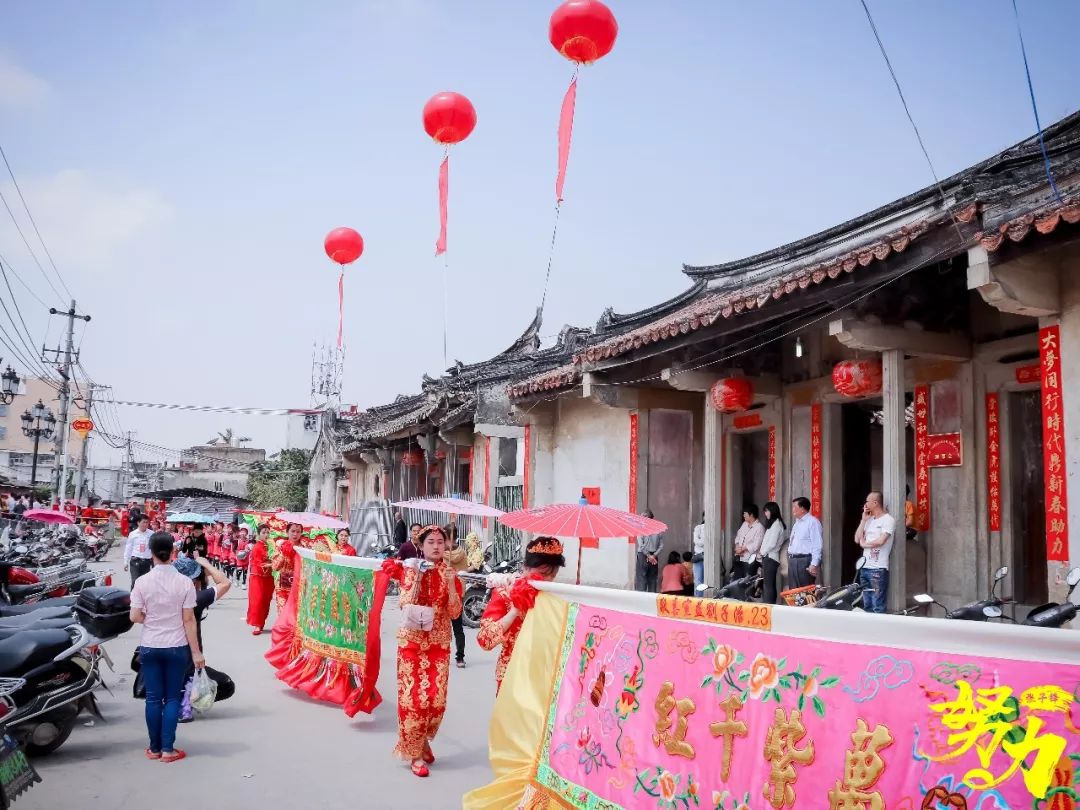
[337,270,344,348]
[435,155,449,256]
[556,76,578,203]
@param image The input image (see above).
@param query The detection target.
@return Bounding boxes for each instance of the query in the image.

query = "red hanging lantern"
[549,0,619,64]
[422,92,477,145]
[709,378,754,413]
[323,227,364,349]
[832,359,883,398]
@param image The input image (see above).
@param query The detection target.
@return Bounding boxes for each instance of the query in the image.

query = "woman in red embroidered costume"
[383,525,463,778]
[477,536,566,694]
[271,522,309,611]
[328,527,357,556]
[246,524,275,634]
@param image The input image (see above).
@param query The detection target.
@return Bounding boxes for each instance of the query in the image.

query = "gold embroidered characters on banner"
[762,707,815,809]
[652,681,696,760]
[709,693,748,782]
[828,719,894,810]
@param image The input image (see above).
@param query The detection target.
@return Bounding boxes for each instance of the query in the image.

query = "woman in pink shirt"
[129,532,206,763]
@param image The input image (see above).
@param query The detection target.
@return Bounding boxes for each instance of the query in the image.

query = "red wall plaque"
[1040,325,1068,561]
[733,413,763,430]
[927,432,962,467]
[581,486,601,550]
[1015,364,1040,385]
[482,437,492,529]
[986,393,1001,532]
[523,424,532,509]
[810,404,822,517]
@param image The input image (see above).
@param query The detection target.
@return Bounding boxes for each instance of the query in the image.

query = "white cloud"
[0,52,49,109]
[0,170,171,272]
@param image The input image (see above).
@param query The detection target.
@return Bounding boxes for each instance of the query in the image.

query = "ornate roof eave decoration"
[507,364,581,400]
[594,279,709,334]
[573,204,974,366]
[975,196,1080,252]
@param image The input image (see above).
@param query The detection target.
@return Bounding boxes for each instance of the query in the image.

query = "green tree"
[247,449,311,511]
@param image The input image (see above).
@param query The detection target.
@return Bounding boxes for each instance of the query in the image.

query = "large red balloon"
[324,227,364,265]
[549,0,618,64]
[422,92,477,145]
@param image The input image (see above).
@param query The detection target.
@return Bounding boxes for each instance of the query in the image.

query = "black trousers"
[788,554,815,589]
[129,557,152,588]
[451,616,465,663]
[762,556,780,604]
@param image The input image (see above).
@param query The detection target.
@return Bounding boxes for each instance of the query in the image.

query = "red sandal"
[145,748,161,760]
[411,761,429,778]
[422,745,435,765]
[160,749,187,764]
[251,628,263,636]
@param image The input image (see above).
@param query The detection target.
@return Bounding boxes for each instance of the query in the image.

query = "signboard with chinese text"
[515,599,1080,810]
[914,385,931,531]
[810,405,822,517]
[986,393,1001,532]
[926,432,962,467]
[1015,364,1040,385]
[657,593,772,632]
[1040,325,1069,561]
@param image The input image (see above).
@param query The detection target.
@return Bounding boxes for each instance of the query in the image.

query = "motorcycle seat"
[7,584,46,600]
[0,618,73,638]
[0,629,73,677]
[0,607,73,626]
[0,597,78,617]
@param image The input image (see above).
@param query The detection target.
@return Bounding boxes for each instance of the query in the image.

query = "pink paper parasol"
[497,503,667,538]
[274,511,349,530]
[391,497,504,518]
[23,509,75,525]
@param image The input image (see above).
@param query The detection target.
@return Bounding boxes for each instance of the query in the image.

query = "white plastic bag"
[189,668,217,714]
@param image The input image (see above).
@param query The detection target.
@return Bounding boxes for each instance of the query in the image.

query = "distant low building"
[161,433,267,498]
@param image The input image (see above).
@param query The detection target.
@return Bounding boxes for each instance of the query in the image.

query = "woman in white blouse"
[759,502,787,605]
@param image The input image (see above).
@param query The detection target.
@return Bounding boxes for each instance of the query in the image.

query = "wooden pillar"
[703,403,724,588]
[882,349,907,612]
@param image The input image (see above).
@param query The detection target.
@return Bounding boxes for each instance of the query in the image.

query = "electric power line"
[0,142,73,300]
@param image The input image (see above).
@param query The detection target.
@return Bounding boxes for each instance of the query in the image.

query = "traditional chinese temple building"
[322,111,1080,615]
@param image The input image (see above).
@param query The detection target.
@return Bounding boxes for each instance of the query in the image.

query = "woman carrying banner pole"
[382,525,463,778]
[477,536,566,694]
[246,524,275,634]
[271,522,307,611]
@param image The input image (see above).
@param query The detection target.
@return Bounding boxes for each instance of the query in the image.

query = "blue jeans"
[859,567,889,613]
[693,559,704,590]
[141,645,190,753]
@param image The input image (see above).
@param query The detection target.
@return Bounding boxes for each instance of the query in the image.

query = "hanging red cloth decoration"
[832,359,883,398]
[709,378,754,413]
[323,227,364,348]
[422,92,476,256]
[548,0,618,202]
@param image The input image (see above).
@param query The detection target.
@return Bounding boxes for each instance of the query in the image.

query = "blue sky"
[1,0,1078,464]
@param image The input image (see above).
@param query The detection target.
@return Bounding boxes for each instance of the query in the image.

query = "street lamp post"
[21,400,55,491]
[0,367,20,406]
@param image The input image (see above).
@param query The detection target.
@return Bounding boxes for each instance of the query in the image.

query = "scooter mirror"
[1066,567,1080,587]
[746,554,757,564]
[913,593,935,604]
[994,566,1009,581]
[982,605,1003,619]
[12,545,26,555]
[855,557,866,571]
[695,583,709,593]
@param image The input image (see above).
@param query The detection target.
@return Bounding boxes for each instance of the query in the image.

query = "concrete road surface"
[25,555,498,810]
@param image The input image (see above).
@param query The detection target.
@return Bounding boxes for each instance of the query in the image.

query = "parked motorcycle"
[814,558,867,611]
[695,555,762,601]
[0,585,131,756]
[460,547,520,629]
[913,565,1011,620]
[0,677,40,809]
[1022,566,1080,628]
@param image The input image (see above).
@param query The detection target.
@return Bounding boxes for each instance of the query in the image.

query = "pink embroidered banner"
[531,600,1079,809]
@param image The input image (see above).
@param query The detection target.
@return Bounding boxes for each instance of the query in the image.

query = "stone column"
[703,403,724,588]
[882,349,907,612]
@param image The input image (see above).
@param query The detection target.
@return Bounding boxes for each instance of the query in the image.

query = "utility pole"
[74,383,106,505]
[43,300,91,506]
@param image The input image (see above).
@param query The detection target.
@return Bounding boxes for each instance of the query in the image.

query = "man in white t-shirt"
[854,491,895,613]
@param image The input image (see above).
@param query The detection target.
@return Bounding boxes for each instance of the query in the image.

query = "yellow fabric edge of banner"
[462,592,569,810]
